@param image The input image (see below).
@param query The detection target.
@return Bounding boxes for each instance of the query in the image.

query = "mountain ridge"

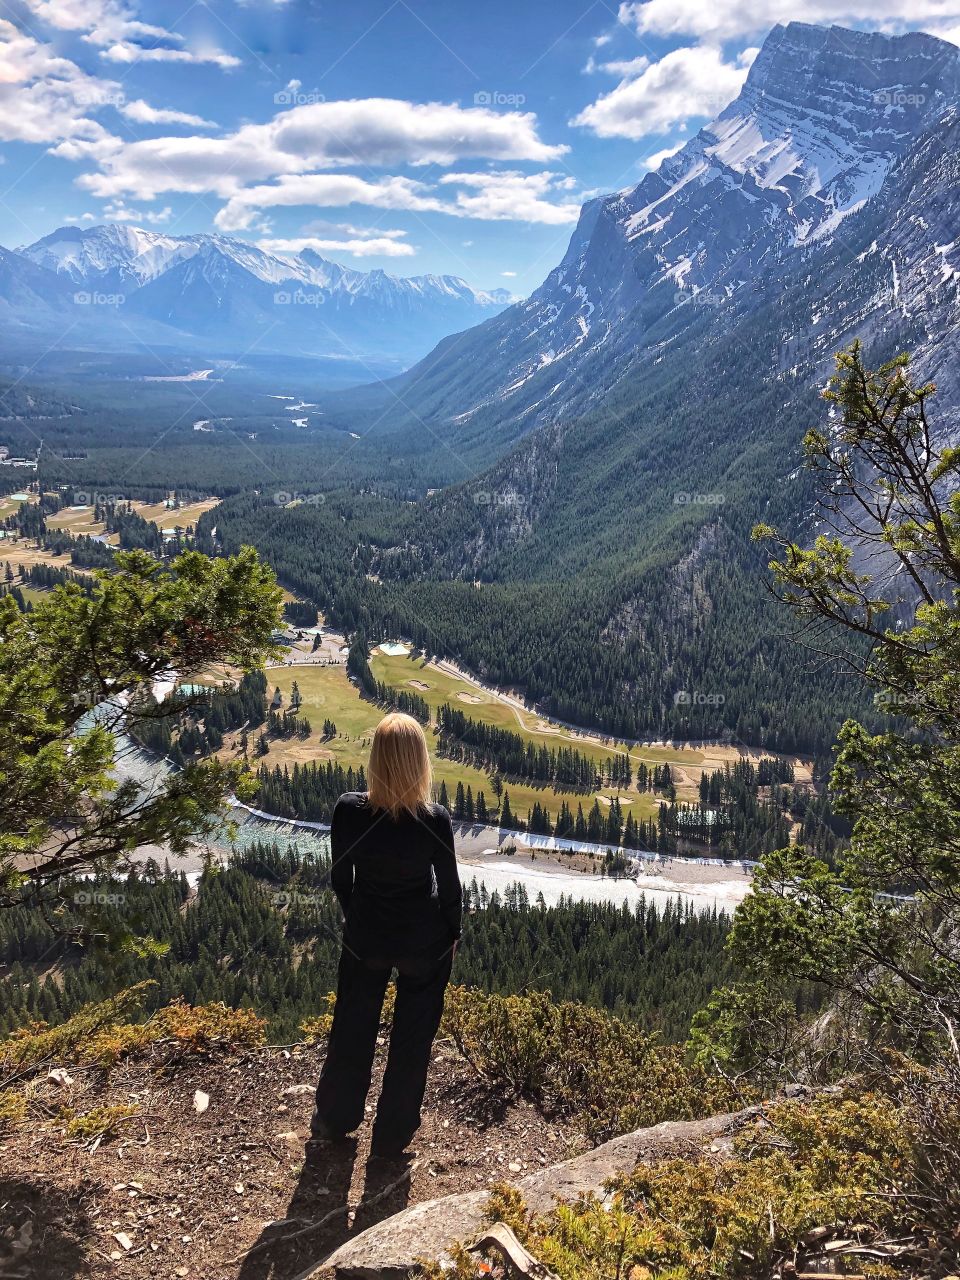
[0,223,512,367]
[364,20,960,444]
[19,223,512,306]
[211,20,960,751]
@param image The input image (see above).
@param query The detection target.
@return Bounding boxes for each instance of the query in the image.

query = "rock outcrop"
[315,1107,757,1277]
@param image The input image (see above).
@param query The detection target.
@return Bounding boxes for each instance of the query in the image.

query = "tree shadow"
[435,1075,516,1129]
[235,1141,413,1279]
[0,1177,92,1279]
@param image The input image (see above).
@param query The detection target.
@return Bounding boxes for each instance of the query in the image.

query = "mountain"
[219,21,960,753]
[377,22,960,443]
[7,224,511,367]
[0,245,77,327]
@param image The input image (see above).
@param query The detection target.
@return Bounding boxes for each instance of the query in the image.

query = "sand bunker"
[457,692,484,704]
[409,680,431,691]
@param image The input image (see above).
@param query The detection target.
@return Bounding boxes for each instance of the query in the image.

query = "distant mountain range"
[0,224,513,368]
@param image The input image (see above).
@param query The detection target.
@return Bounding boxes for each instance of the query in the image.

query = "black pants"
[314,946,453,1150]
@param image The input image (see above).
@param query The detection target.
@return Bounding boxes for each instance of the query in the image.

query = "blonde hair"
[367,712,433,820]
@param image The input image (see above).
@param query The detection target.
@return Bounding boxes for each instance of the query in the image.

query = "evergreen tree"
[500,790,514,830]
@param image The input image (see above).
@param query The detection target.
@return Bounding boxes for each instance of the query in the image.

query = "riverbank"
[453,826,751,913]
[208,804,753,914]
[113,696,755,915]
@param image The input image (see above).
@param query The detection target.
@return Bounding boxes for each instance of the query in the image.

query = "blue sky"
[1,0,958,292]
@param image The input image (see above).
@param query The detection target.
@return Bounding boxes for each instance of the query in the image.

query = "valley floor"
[254,629,812,829]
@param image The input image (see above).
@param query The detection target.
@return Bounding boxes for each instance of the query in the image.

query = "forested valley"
[0,840,736,1044]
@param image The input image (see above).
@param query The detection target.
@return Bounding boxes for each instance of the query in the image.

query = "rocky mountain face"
[5,224,511,366]
[319,21,960,745]
[389,22,960,442]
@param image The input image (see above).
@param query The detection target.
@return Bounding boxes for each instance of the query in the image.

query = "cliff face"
[389,23,960,441]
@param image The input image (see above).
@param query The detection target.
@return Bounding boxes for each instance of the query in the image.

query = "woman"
[311,711,462,1158]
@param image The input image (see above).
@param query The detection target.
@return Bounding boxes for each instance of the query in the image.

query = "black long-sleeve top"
[329,792,462,960]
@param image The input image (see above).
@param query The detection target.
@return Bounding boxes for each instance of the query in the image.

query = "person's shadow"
[235,1141,413,1279]
[0,1177,90,1279]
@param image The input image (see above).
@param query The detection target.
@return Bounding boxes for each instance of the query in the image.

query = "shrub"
[301,993,337,1044]
[0,982,157,1073]
[0,986,267,1077]
[0,1088,27,1131]
[441,986,739,1141]
[153,999,266,1052]
[423,1094,928,1280]
[63,1103,140,1142]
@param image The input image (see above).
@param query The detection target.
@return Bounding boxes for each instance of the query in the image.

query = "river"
[114,735,749,917]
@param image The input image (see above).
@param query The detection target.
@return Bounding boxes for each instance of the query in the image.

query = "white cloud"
[102,200,173,223]
[438,170,582,224]
[501,270,518,276]
[99,42,240,67]
[257,234,416,258]
[215,174,444,231]
[23,0,240,67]
[0,19,120,147]
[642,142,685,169]
[76,98,568,200]
[924,19,960,44]
[213,166,581,230]
[598,56,652,77]
[120,100,218,129]
[572,44,753,139]
[616,0,960,41]
[24,0,165,43]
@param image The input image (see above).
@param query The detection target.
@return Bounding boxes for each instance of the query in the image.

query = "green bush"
[63,1103,140,1142]
[0,1087,27,1131]
[441,986,739,1141]
[424,1094,930,1280]
[0,983,266,1075]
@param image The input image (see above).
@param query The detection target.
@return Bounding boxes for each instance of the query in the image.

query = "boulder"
[314,1107,757,1277]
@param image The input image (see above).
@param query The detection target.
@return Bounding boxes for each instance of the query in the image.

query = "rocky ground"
[0,1039,585,1280]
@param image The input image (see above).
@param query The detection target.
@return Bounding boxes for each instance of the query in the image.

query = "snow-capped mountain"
[388,22,960,435]
[21,225,202,290]
[7,225,511,365]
